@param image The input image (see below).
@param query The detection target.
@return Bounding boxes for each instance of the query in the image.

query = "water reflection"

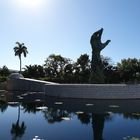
[1,91,140,140]
[92,114,105,140]
[43,108,71,124]
[10,104,26,140]
[77,112,91,124]
[0,100,8,112]
[77,112,113,140]
[22,102,44,114]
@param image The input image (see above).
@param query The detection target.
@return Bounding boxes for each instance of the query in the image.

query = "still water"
[0,91,140,140]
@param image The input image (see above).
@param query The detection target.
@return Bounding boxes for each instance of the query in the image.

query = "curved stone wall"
[45,84,140,99]
[7,78,57,92]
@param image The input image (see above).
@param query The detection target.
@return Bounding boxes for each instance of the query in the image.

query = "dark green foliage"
[102,57,120,83]
[0,66,10,82]
[22,65,45,79]
[63,63,75,83]
[73,54,90,83]
[20,53,140,84]
[21,54,119,83]
[0,66,10,77]
[0,76,7,82]
[43,54,91,83]
[44,54,70,79]
[44,54,73,83]
[117,58,140,83]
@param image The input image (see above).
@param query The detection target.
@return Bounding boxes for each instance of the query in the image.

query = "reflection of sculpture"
[90,28,111,83]
[92,114,105,140]
[77,112,112,140]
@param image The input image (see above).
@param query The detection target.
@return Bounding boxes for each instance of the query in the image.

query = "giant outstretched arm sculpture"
[90,28,111,51]
[90,28,111,83]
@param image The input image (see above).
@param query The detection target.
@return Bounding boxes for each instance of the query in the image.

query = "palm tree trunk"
[19,56,22,73]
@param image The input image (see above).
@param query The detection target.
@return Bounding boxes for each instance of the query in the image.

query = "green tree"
[44,54,70,81]
[0,66,10,82]
[117,58,140,83]
[0,66,10,76]
[63,63,75,83]
[14,42,28,73]
[23,65,45,78]
[74,54,90,83]
[102,56,120,83]
[76,54,90,72]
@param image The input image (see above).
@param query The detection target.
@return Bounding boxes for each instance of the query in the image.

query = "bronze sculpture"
[90,28,111,83]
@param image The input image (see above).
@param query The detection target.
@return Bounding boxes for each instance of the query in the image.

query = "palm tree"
[14,42,28,73]
[11,105,26,140]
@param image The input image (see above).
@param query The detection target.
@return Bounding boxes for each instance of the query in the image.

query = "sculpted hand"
[90,28,111,51]
[100,40,111,50]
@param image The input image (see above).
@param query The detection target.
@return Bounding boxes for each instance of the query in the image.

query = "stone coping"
[20,78,58,84]
[45,83,140,86]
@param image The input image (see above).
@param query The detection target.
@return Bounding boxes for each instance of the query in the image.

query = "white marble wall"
[45,84,140,99]
[7,76,140,99]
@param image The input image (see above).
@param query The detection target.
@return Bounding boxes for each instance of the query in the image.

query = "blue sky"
[0,0,140,70]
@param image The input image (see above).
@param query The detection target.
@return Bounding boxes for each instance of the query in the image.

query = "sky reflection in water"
[0,91,140,140]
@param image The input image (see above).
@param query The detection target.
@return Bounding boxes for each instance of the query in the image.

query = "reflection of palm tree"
[11,105,26,140]
[14,42,28,73]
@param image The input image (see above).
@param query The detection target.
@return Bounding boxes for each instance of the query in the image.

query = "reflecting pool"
[0,90,140,140]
